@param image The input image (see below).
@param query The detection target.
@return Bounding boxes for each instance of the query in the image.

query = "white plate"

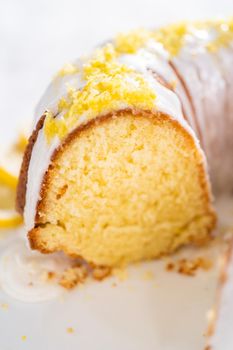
[0,197,232,350]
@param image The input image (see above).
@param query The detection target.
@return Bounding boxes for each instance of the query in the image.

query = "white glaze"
[24,130,60,230]
[171,29,233,192]
[214,45,233,192]
[34,70,84,125]
[144,41,198,133]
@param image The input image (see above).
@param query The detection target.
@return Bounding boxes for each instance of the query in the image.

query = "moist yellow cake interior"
[32,112,215,266]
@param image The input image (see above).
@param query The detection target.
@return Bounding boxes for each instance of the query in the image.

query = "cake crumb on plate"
[1,303,8,310]
[59,265,88,289]
[142,270,154,280]
[112,267,128,281]
[67,327,74,334]
[166,257,213,277]
[92,265,111,281]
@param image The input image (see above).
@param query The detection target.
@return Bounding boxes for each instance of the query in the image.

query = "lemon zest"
[56,63,79,78]
[44,44,156,142]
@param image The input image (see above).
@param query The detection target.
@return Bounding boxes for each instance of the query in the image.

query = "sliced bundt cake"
[20,110,215,266]
[16,19,233,267]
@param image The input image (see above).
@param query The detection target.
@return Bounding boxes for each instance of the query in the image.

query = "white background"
[0,0,233,144]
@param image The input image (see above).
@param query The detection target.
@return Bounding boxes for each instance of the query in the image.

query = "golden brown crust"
[28,226,50,253]
[24,108,216,255]
[16,115,46,214]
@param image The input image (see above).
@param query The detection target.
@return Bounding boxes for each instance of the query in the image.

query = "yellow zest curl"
[115,29,152,54]
[56,63,79,78]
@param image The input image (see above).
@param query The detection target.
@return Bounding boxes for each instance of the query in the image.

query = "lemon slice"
[0,209,23,229]
[0,141,24,189]
[14,133,28,153]
[0,138,26,229]
[0,166,18,189]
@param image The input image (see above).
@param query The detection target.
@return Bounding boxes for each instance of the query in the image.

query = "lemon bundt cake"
[16,20,233,267]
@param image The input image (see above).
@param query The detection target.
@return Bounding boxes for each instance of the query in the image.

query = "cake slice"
[16,21,224,267]
[19,109,215,266]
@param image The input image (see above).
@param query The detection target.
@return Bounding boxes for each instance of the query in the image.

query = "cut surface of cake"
[16,19,233,267]
[25,111,214,266]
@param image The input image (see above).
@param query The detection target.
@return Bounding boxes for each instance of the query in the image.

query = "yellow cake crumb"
[166,262,175,271]
[21,335,27,341]
[66,327,74,334]
[59,265,88,289]
[1,303,8,310]
[47,271,56,280]
[41,270,56,282]
[166,257,213,277]
[112,267,128,281]
[92,265,111,281]
[142,270,154,280]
